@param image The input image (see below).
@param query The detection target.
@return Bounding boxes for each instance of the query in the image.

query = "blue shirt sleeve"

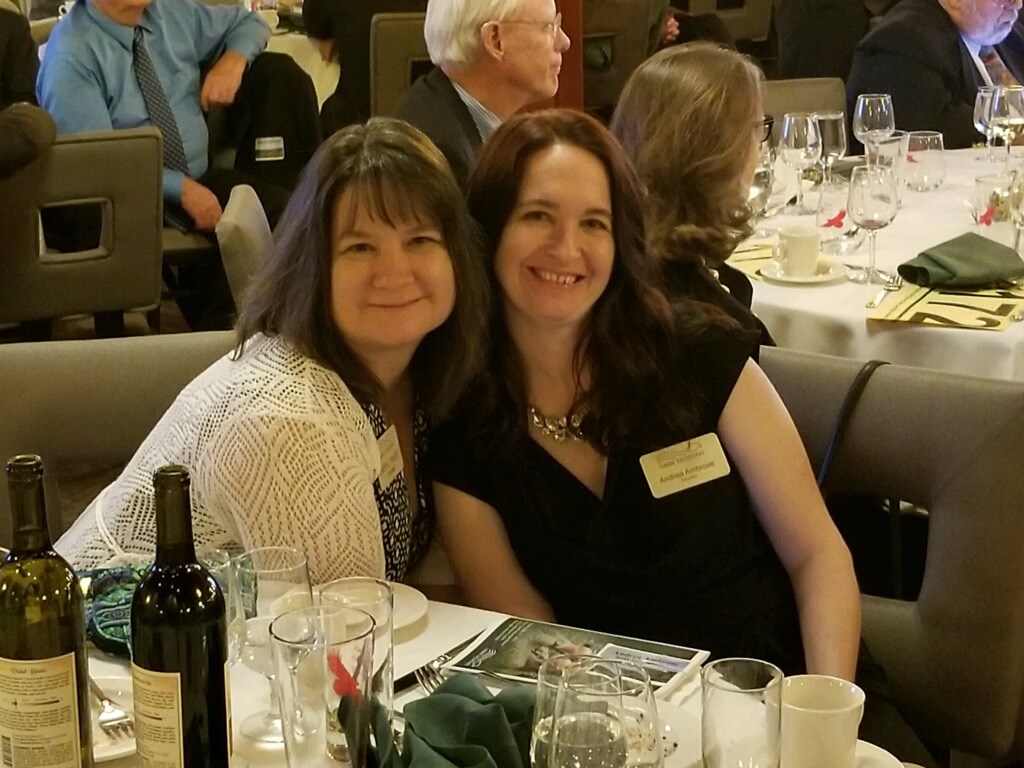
[187,1,270,65]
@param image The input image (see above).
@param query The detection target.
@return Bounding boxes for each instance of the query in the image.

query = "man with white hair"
[393,0,570,184]
[847,0,1024,148]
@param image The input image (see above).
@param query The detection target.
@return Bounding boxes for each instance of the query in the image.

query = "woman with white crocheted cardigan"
[56,118,489,586]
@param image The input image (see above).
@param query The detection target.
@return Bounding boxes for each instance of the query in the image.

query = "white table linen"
[265,31,339,108]
[754,149,1024,381]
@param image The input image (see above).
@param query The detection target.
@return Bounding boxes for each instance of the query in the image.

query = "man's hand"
[180,177,223,231]
[200,50,248,110]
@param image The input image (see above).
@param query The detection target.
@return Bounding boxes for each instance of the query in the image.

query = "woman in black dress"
[428,109,860,679]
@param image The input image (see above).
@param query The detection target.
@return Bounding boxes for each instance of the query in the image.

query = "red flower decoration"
[823,210,846,228]
[328,649,362,701]
[979,204,995,227]
[907,154,919,164]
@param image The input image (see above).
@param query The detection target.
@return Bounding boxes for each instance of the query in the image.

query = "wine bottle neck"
[154,480,197,567]
[9,473,52,553]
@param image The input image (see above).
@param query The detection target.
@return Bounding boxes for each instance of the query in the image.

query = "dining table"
[86,598,905,768]
[743,148,1024,382]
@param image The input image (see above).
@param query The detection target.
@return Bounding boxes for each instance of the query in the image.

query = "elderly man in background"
[393,0,570,185]
[847,0,1024,148]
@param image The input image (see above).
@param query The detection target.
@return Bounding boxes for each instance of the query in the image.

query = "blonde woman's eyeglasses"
[499,12,563,40]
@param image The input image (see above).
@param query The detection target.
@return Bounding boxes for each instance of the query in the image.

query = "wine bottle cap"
[153,464,190,488]
[6,454,44,480]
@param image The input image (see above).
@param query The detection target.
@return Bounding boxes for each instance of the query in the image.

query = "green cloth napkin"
[898,232,1024,287]
[370,675,535,768]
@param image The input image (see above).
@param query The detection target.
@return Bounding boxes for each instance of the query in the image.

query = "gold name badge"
[639,433,731,499]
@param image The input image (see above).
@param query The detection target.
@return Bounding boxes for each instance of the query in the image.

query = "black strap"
[816,359,889,488]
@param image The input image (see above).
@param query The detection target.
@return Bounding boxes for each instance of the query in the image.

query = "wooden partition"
[554,0,584,110]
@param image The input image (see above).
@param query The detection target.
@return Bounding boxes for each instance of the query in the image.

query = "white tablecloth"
[751,149,1024,382]
[266,31,339,108]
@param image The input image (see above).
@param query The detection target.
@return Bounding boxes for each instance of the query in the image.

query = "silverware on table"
[89,675,135,738]
[865,274,904,309]
[394,632,483,696]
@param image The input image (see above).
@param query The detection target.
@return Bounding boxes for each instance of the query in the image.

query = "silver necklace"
[528,406,585,443]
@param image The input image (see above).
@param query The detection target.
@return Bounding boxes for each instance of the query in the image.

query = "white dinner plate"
[656,701,900,768]
[90,674,136,763]
[760,259,849,285]
[391,582,428,631]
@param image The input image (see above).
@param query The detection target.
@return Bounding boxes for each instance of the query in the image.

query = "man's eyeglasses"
[759,115,774,143]
[500,11,563,40]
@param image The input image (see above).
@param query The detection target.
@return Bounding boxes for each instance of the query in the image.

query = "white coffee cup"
[781,675,865,768]
[776,225,820,277]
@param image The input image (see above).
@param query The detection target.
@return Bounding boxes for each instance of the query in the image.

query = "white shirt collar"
[962,33,994,85]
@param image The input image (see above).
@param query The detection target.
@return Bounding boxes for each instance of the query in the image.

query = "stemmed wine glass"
[975,86,1000,163]
[747,141,775,235]
[779,113,822,214]
[852,94,895,160]
[234,545,312,744]
[987,85,1024,168]
[847,166,899,284]
[814,110,848,184]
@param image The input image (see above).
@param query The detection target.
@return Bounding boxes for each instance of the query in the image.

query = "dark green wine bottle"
[0,454,95,768]
[130,465,230,768]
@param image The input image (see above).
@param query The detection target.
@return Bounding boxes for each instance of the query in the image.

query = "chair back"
[759,346,1024,763]
[369,12,429,116]
[30,15,57,43]
[0,332,236,546]
[215,184,273,309]
[0,0,21,13]
[687,0,771,41]
[0,127,163,325]
[762,77,846,124]
[582,0,654,114]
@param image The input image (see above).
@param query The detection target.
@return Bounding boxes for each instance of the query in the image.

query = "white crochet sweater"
[55,334,391,584]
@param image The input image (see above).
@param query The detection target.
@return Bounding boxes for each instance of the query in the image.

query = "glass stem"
[795,173,803,210]
[868,230,878,275]
[825,159,833,186]
[988,130,998,162]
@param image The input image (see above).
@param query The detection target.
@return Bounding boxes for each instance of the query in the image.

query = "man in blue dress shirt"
[37,0,270,232]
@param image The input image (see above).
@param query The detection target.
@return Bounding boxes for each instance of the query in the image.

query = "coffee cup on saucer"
[781,674,865,768]
[775,226,821,278]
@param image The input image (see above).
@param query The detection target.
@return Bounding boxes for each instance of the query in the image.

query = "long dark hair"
[237,117,489,419]
[466,109,714,453]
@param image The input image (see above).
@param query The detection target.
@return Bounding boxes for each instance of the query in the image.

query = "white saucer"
[91,674,136,763]
[760,258,848,284]
[392,582,428,630]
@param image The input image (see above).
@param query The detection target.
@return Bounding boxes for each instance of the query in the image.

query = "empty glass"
[847,166,899,284]
[813,110,847,184]
[904,131,945,191]
[974,86,1000,163]
[235,546,313,743]
[748,142,776,235]
[701,658,783,768]
[779,113,822,214]
[270,605,375,768]
[816,181,864,256]
[852,93,895,158]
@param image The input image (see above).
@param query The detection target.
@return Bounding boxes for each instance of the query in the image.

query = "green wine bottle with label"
[0,454,95,768]
[130,465,230,768]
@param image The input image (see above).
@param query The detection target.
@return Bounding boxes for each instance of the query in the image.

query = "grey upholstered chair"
[369,12,429,117]
[0,127,163,333]
[761,78,847,134]
[687,0,772,42]
[215,184,273,309]
[0,331,235,546]
[760,346,1024,766]
[581,0,653,115]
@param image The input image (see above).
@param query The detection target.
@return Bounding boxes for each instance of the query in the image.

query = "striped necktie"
[980,45,1020,88]
[132,26,190,174]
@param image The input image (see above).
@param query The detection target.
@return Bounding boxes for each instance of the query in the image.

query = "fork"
[865,274,903,309]
[88,676,134,738]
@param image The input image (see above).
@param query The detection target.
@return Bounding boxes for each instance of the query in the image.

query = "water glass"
[852,93,895,155]
[847,166,899,284]
[779,113,822,214]
[198,547,246,664]
[701,657,783,768]
[904,131,945,191]
[271,605,375,768]
[974,173,1016,248]
[318,577,395,717]
[865,130,909,203]
[532,654,603,768]
[974,86,1000,163]
[816,181,864,256]
[235,546,313,743]
[813,110,847,184]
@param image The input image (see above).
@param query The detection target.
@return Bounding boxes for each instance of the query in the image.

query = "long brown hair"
[236,118,489,419]
[610,42,764,269]
[466,109,713,453]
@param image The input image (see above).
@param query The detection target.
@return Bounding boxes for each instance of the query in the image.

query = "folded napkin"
[369,675,535,768]
[898,232,1024,287]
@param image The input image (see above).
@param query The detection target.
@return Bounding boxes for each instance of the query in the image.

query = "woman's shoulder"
[667,313,760,409]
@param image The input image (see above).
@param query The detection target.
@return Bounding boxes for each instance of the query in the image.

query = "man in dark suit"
[1,5,38,108]
[847,0,1024,149]
[393,0,570,185]
[0,102,54,178]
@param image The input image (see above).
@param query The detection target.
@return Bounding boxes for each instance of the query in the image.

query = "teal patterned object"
[80,565,149,657]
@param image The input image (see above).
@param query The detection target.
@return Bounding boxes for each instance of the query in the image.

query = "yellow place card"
[726,245,774,281]
[867,284,1024,330]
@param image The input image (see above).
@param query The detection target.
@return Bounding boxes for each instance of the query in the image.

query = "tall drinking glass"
[235,546,313,743]
[813,110,847,184]
[847,166,899,284]
[904,131,945,191]
[779,113,822,214]
[548,660,630,768]
[318,577,394,718]
[532,654,603,768]
[701,658,783,768]
[974,86,1000,163]
[988,86,1024,168]
[748,142,776,235]
[852,93,895,159]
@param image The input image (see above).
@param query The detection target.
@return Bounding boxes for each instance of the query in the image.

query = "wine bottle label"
[0,652,83,768]
[131,664,184,768]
